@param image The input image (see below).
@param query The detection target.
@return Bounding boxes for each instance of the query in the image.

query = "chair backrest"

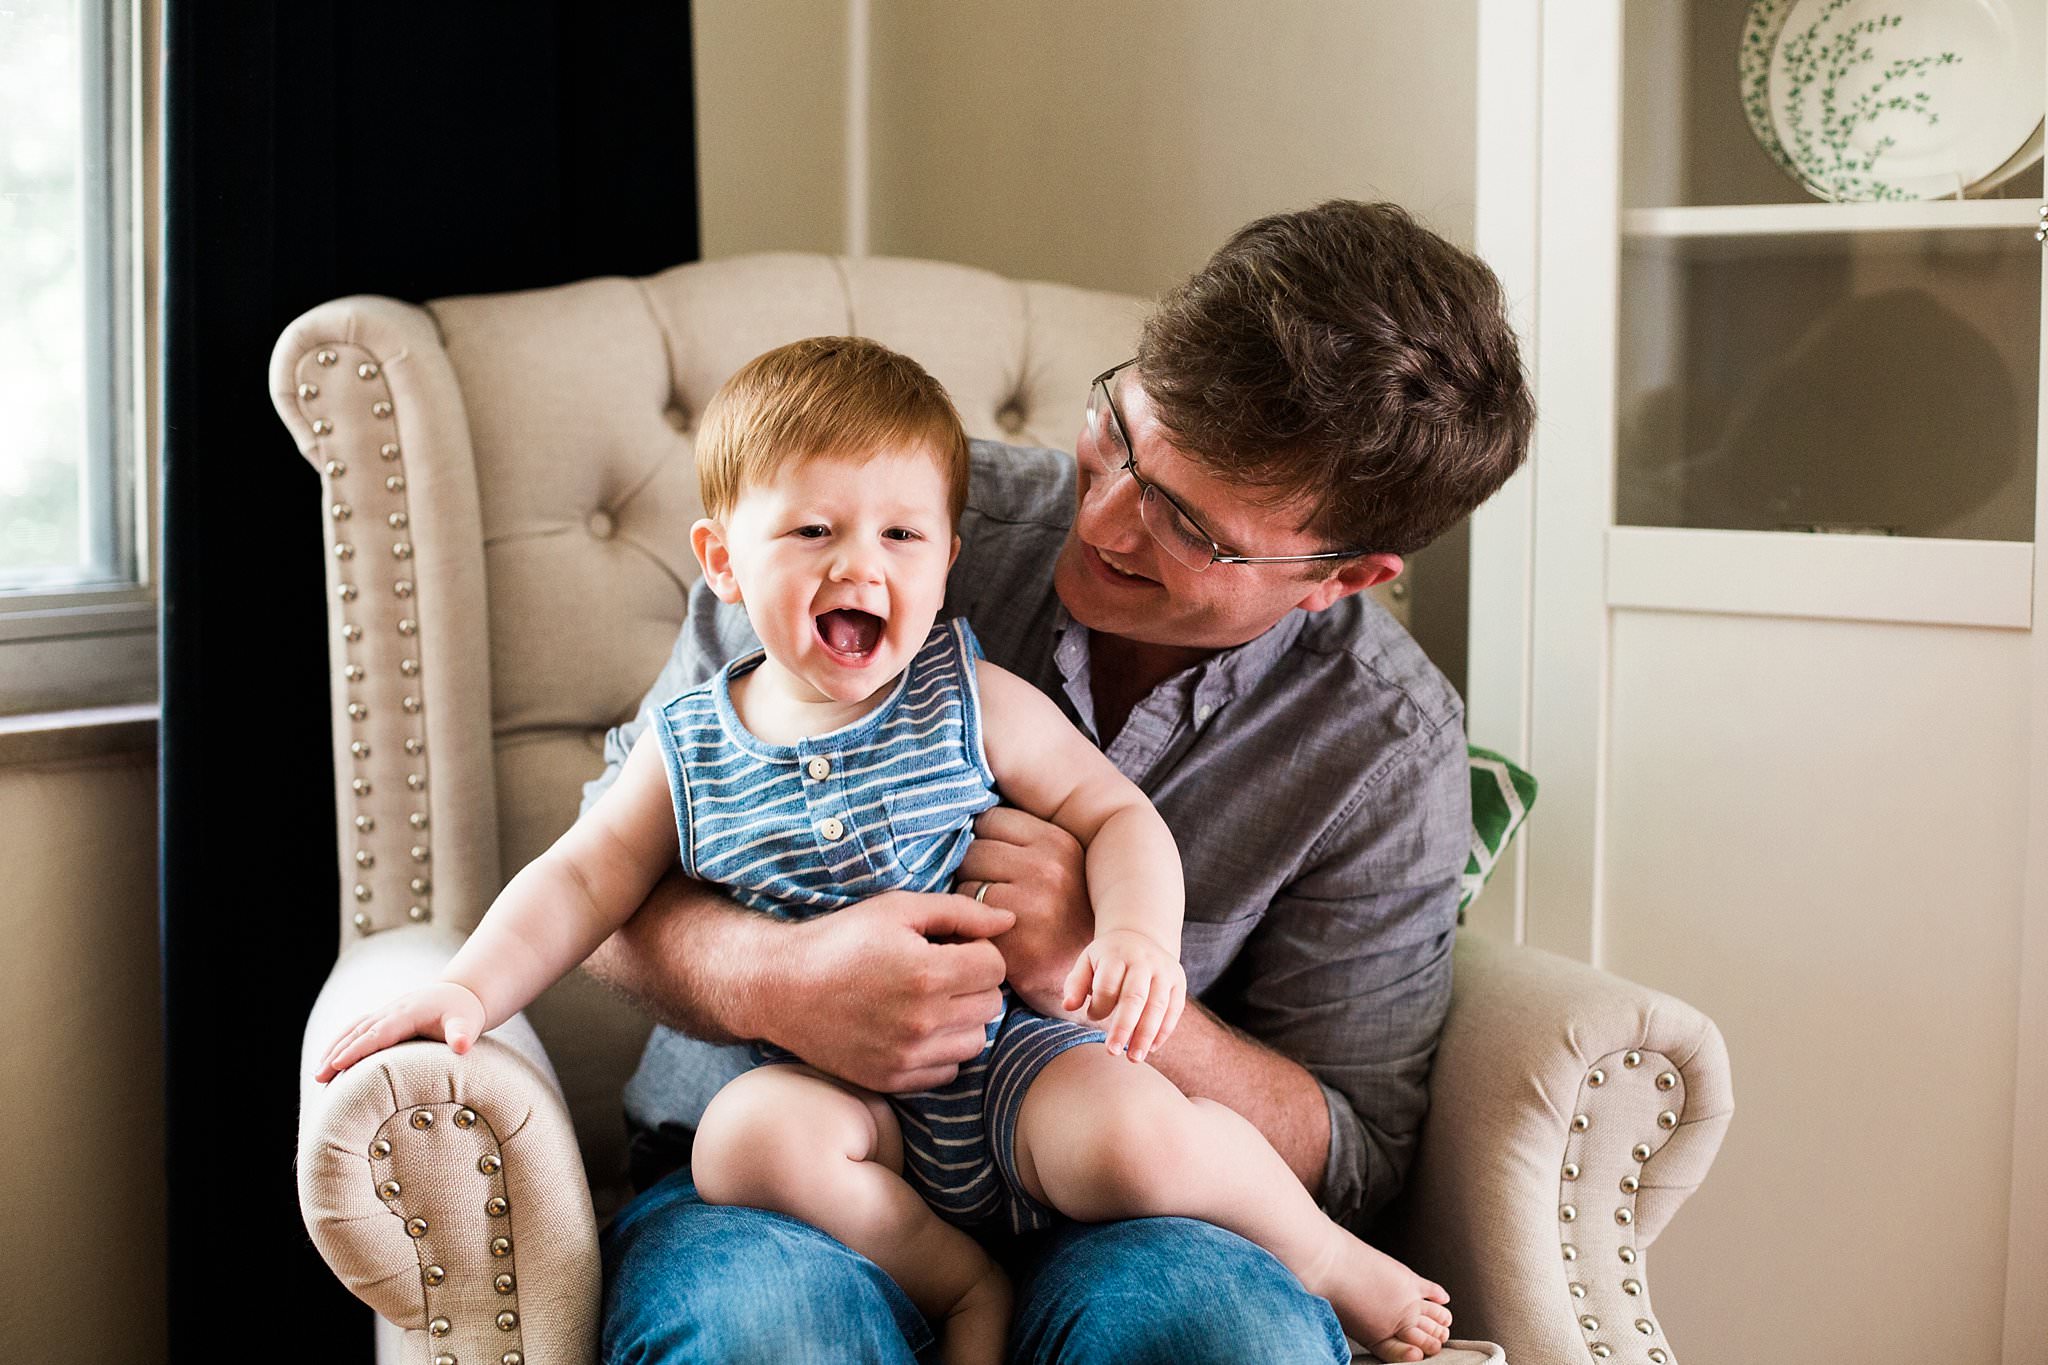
[279,253,1148,1208]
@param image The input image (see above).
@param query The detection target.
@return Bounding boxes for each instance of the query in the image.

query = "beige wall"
[0,751,164,1363]
[865,0,1476,299]
[693,0,1482,688]
[692,1,849,259]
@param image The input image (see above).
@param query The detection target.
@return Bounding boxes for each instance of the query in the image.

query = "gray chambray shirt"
[582,440,1471,1230]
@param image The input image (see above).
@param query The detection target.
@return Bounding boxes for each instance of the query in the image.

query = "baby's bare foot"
[938,1260,1012,1365]
[1302,1228,1452,1362]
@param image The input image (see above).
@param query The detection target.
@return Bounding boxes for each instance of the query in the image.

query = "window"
[0,0,154,715]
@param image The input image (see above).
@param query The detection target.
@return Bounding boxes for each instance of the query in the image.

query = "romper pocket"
[880,789,984,891]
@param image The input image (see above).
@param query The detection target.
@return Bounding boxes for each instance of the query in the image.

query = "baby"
[316,336,1453,1364]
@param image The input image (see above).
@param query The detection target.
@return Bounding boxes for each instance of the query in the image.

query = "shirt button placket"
[801,749,843,845]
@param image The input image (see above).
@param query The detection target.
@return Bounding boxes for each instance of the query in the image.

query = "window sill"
[0,703,158,767]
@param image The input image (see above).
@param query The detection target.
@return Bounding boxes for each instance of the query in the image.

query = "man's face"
[1052,370,1373,652]
[697,447,959,706]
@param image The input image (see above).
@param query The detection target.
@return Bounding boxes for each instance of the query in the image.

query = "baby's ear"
[948,534,961,571]
[691,518,743,604]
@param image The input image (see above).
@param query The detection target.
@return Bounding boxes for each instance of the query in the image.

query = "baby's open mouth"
[815,608,885,658]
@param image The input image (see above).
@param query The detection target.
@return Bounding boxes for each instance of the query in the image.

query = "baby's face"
[706,446,958,706]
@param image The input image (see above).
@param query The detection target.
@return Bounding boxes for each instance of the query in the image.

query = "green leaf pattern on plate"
[1770,0,1961,201]
[1740,0,1794,170]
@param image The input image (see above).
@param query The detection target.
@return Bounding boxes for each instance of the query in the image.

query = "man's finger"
[907,1025,995,1071]
[924,938,1011,994]
[885,1064,962,1094]
[953,836,1038,887]
[940,988,1006,1031]
[906,895,1016,943]
[968,805,1058,849]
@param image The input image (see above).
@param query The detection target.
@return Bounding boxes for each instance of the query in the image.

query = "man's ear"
[1295,553,1404,614]
[691,518,744,604]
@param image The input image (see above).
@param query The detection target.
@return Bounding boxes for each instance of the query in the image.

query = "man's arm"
[1214,722,1469,1229]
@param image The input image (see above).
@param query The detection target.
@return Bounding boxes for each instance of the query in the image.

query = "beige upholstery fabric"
[1383,932,1733,1363]
[297,926,598,1365]
[275,252,1730,1365]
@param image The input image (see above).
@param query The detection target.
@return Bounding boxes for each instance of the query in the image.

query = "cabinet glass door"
[1617,0,2043,541]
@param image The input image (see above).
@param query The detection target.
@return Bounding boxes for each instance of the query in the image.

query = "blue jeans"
[601,1169,1349,1364]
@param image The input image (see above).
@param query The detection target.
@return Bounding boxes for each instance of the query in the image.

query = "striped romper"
[651,617,1107,1233]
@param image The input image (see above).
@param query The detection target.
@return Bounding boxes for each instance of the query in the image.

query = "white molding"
[1467,0,1542,945]
[1625,200,2041,239]
[2005,24,2048,1359]
[1606,527,2034,629]
[1524,0,1622,966]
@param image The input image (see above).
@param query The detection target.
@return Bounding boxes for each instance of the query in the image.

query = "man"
[581,200,1533,1363]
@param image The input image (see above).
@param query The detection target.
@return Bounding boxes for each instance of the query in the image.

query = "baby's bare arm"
[440,731,679,1029]
[976,661,1184,954]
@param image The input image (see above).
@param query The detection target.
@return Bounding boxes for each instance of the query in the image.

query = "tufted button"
[587,509,616,540]
[996,399,1027,434]
[664,402,692,434]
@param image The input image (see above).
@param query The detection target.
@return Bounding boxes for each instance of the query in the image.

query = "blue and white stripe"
[654,618,1001,920]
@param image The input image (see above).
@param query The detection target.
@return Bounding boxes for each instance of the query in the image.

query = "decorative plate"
[1755,0,2045,201]
[1740,0,1799,179]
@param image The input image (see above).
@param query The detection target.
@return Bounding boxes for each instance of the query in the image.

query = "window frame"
[0,0,158,716]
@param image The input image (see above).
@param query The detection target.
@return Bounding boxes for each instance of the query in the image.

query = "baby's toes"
[1370,1341,1424,1364]
[1398,1320,1445,1357]
[1421,1278,1450,1304]
[1423,1300,1453,1329]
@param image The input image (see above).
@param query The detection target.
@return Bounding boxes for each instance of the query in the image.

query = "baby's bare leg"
[693,1065,1009,1365]
[1011,1048,1452,1363]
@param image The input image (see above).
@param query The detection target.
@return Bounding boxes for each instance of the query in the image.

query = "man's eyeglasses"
[1077,359,1374,573]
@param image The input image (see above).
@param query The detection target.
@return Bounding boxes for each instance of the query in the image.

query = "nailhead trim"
[298,342,432,937]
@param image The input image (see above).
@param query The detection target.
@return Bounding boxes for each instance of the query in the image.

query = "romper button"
[806,756,831,780]
[817,817,844,842]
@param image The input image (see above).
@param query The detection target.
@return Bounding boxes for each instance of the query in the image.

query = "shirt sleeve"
[1221,713,1471,1230]
[578,579,761,818]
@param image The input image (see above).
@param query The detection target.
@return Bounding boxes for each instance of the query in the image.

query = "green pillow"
[1460,746,1537,922]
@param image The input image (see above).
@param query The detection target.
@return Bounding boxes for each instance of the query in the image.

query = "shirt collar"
[1050,600,1311,715]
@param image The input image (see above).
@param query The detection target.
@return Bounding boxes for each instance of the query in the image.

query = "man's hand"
[956,806,1096,1020]
[772,889,1016,1094]
[1063,927,1187,1064]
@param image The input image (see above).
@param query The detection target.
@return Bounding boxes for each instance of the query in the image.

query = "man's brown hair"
[695,336,971,524]
[1137,200,1533,559]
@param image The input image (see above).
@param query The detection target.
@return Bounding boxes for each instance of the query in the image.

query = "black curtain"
[160,5,698,1356]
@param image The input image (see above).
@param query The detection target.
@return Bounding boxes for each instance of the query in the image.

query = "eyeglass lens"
[1083,377,1217,571]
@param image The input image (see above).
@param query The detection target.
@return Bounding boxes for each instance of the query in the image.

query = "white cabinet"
[1467,2,2048,1358]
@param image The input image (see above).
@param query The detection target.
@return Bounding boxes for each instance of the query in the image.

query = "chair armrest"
[1386,931,1733,1364]
[269,297,502,945]
[297,925,599,1365]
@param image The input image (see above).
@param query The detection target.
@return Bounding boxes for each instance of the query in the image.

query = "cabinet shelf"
[1624,200,2042,240]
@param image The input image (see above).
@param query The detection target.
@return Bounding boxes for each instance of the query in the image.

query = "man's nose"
[1076,466,1146,550]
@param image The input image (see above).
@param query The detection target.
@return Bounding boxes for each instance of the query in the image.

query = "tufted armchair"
[274,252,1732,1365]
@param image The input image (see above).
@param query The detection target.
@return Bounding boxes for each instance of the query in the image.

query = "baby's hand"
[1061,928,1187,1064]
[313,981,488,1084]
